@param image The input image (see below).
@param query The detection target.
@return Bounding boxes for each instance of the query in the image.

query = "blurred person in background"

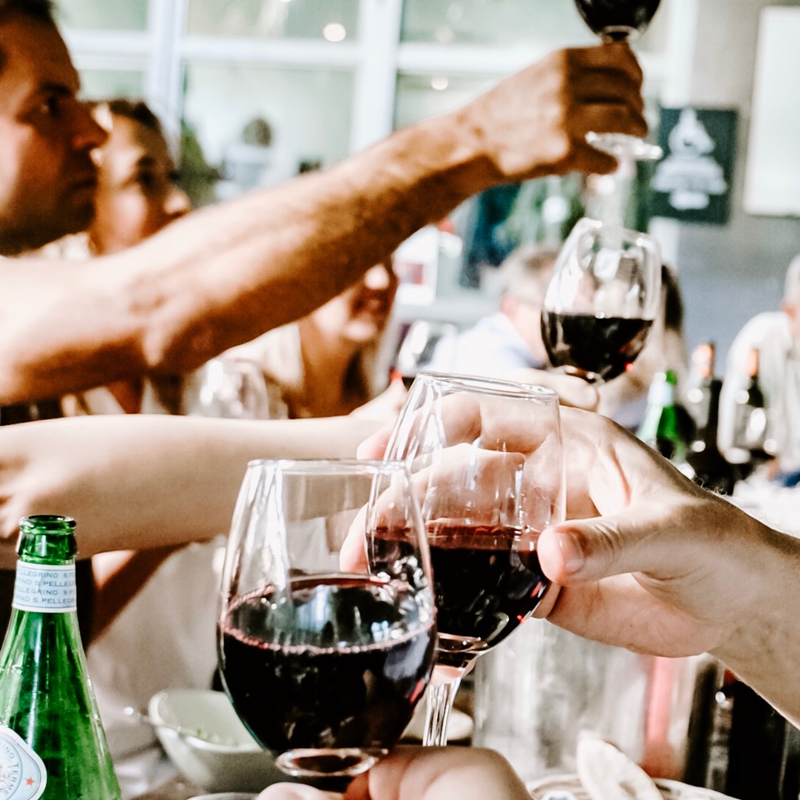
[597,263,690,432]
[230,260,406,422]
[719,253,800,478]
[426,244,558,375]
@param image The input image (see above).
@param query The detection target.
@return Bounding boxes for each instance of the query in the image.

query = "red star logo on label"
[26,777,35,785]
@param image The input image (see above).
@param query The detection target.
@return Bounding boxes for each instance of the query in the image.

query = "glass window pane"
[395,73,495,130]
[78,69,146,100]
[56,0,148,31]
[187,0,360,41]
[401,0,669,54]
[181,62,354,204]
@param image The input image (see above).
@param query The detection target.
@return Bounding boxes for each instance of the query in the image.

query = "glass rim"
[413,371,559,403]
[244,457,410,474]
[572,216,657,243]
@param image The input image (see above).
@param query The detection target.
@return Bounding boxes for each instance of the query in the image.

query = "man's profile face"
[0,13,107,255]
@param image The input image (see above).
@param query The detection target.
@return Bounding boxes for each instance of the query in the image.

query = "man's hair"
[497,244,559,303]
[0,0,55,23]
[90,98,164,137]
[0,0,57,73]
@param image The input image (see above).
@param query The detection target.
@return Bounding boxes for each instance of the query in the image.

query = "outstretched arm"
[0,45,645,404]
[0,414,380,567]
[535,409,800,728]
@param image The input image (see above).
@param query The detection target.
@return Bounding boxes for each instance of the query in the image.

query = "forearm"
[711,521,800,727]
[0,116,486,404]
[0,414,381,563]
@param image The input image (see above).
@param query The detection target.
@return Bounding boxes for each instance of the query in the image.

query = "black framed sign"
[651,107,738,225]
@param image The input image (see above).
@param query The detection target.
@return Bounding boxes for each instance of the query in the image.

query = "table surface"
[131,777,205,800]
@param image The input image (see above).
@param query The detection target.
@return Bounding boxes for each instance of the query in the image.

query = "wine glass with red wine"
[217,459,436,779]
[575,0,663,160]
[395,320,460,389]
[383,372,565,746]
[541,217,661,383]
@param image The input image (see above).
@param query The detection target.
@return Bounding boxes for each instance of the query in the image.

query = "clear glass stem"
[423,675,462,747]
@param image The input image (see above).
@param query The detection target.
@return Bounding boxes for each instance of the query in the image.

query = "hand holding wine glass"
[378,373,565,747]
[217,459,435,779]
[541,217,661,383]
[574,0,663,160]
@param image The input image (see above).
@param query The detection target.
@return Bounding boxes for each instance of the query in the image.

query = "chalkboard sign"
[651,107,738,225]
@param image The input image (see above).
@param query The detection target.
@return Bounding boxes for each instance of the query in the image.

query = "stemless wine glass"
[575,0,663,160]
[384,372,565,746]
[541,217,661,384]
[395,320,460,388]
[217,459,436,779]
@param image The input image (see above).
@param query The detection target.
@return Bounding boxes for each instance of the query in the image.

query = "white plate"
[527,774,736,800]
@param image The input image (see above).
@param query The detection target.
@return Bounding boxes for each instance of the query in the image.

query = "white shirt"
[427,312,544,377]
[719,311,800,471]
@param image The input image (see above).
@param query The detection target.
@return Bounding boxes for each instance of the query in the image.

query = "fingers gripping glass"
[217,459,435,779]
[575,0,663,160]
[541,217,661,384]
[384,372,565,747]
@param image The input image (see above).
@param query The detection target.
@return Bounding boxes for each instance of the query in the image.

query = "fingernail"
[556,531,585,577]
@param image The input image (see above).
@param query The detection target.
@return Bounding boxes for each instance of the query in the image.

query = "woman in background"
[230,259,406,421]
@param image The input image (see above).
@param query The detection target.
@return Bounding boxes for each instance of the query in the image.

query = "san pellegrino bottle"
[0,515,121,799]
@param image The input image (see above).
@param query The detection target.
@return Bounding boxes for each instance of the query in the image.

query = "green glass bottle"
[0,515,121,799]
[637,369,686,462]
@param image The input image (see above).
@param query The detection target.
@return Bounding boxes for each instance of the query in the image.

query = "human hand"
[357,400,779,663]
[508,368,600,411]
[534,407,778,661]
[256,746,530,800]
[461,44,647,181]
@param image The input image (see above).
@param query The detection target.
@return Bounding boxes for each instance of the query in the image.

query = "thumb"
[538,511,677,584]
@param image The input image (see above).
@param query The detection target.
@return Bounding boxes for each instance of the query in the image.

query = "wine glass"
[187,356,273,419]
[575,0,663,161]
[541,217,661,384]
[217,459,436,779]
[394,320,460,388]
[383,372,565,746]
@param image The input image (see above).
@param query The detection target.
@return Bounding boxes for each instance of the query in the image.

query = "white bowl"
[148,688,288,793]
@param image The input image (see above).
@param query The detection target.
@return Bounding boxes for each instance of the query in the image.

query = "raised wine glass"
[187,356,273,419]
[217,459,436,779]
[541,217,661,384]
[383,372,565,746]
[395,319,460,388]
[575,0,663,160]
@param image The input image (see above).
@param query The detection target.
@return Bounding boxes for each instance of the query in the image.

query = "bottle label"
[12,563,76,613]
[0,727,46,799]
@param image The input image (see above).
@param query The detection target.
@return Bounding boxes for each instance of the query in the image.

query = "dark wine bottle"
[731,348,771,462]
[685,343,736,494]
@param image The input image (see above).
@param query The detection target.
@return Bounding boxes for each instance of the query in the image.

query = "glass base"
[276,747,387,778]
[586,132,663,162]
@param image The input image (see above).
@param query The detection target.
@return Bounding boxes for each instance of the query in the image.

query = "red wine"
[574,0,661,39]
[219,576,435,758]
[427,524,549,667]
[541,310,652,382]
